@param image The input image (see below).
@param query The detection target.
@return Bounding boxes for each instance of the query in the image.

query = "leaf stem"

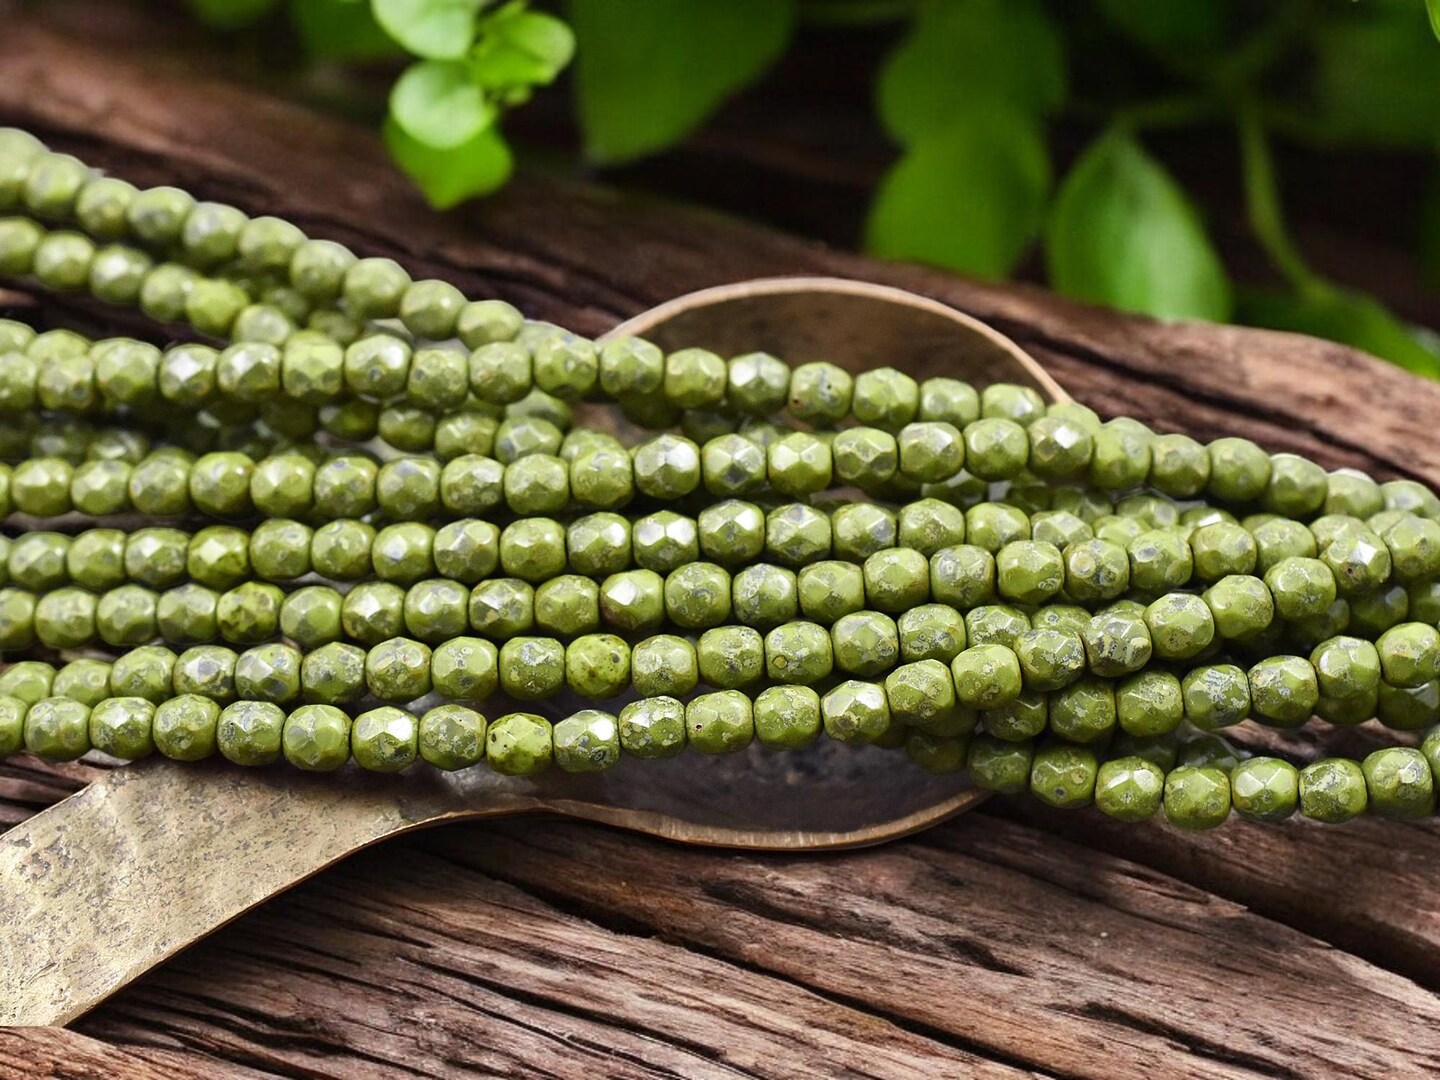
[1236,101,1330,300]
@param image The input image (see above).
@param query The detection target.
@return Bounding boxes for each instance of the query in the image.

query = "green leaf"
[474,5,575,89]
[384,116,513,208]
[1309,0,1440,149]
[1240,288,1440,379]
[373,0,487,60]
[1428,0,1440,42]
[1094,0,1230,54]
[569,0,798,164]
[390,60,496,149]
[292,0,403,61]
[185,0,280,30]
[1045,131,1231,322]
[877,0,1064,145]
[865,104,1049,280]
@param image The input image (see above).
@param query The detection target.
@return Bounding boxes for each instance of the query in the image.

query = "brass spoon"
[0,276,1068,1027]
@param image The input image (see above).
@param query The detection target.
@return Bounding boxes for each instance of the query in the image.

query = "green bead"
[34,587,95,649]
[1117,670,1183,736]
[1144,594,1215,661]
[1377,679,1440,731]
[1264,557,1338,620]
[1163,765,1231,829]
[469,341,531,405]
[748,685,820,750]
[438,455,503,517]
[632,435,701,499]
[1298,758,1368,823]
[796,561,865,624]
[884,658,963,731]
[1088,420,1151,490]
[234,643,302,703]
[980,691,1046,741]
[283,704,352,770]
[1380,516,1440,582]
[1325,469,1384,518]
[851,368,918,429]
[1013,628,1083,692]
[532,575,599,636]
[721,351,786,414]
[760,621,830,686]
[1057,537,1126,604]
[89,697,155,761]
[532,334,599,400]
[279,586,342,649]
[1030,510,1092,550]
[496,637,564,701]
[152,694,220,761]
[828,611,897,677]
[1229,757,1299,822]
[618,696,686,758]
[0,661,52,705]
[929,544,996,610]
[338,255,408,318]
[966,734,1034,793]
[215,701,285,766]
[633,510,700,573]
[0,586,36,649]
[1187,522,1255,582]
[494,415,562,462]
[562,512,626,578]
[1201,575,1274,641]
[992,541,1061,606]
[1361,747,1434,820]
[1125,529,1190,595]
[107,646,176,704]
[375,456,441,518]
[785,361,850,424]
[598,569,666,632]
[862,548,929,613]
[662,562,731,629]
[549,709,619,773]
[1181,664,1251,730]
[1207,437,1271,504]
[950,644,1022,709]
[964,604,1029,650]
[11,457,72,517]
[962,418,1028,481]
[500,518,567,583]
[597,336,663,398]
[423,637,496,702]
[919,377,980,427]
[1029,744,1098,809]
[1148,433,1209,497]
[154,583,218,644]
[1376,623,1440,688]
[561,633,628,699]
[365,637,433,702]
[52,660,113,708]
[1049,677,1116,743]
[698,500,765,565]
[816,680,887,745]
[897,603,967,663]
[24,697,91,761]
[300,643,366,705]
[965,502,1030,553]
[896,499,966,556]
[832,427,898,489]
[417,705,486,771]
[663,347,727,409]
[469,578,534,639]
[905,731,970,773]
[1311,634,1381,701]
[697,433,763,498]
[896,421,963,484]
[249,519,312,581]
[629,634,699,697]
[765,433,831,497]
[487,712,553,775]
[978,383,1043,426]
[191,526,255,589]
[731,564,797,628]
[1321,531,1392,597]
[309,520,374,581]
[1024,413,1091,479]
[759,504,826,569]
[189,451,254,517]
[696,626,764,689]
[96,584,159,646]
[33,230,96,290]
[1094,756,1165,822]
[349,706,418,772]
[396,278,464,339]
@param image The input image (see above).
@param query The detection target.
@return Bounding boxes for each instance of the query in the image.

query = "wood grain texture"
[1,5,1440,1078]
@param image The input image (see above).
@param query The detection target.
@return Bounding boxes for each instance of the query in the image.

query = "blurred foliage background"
[180,0,1440,376]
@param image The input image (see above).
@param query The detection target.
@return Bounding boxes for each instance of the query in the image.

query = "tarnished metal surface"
[0,277,1063,1026]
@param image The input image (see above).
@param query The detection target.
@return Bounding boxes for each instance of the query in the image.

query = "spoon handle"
[0,762,535,1025]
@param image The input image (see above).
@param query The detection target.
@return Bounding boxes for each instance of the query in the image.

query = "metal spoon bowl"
[0,276,1064,1026]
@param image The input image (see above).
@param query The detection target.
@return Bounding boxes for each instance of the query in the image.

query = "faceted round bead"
[663,562,732,629]
[696,626,764,689]
[1180,665,1251,731]
[312,454,378,519]
[52,660,113,707]
[567,513,632,577]
[862,548,929,613]
[896,422,963,484]
[697,433,763,497]
[722,351,786,414]
[1029,511,1091,550]
[1264,557,1338,620]
[0,661,53,706]
[1014,628,1085,692]
[1116,670,1183,737]
[696,500,764,566]
[283,704,352,771]
[994,541,1063,606]
[452,298,521,348]
[549,709,619,774]
[606,697,684,762]
[532,575,599,636]
[1094,757,1165,822]
[1362,747,1435,820]
[375,457,441,519]
[418,705,487,771]
[1087,420,1151,490]
[962,418,1027,481]
[1206,437,1271,503]
[440,454,504,516]
[216,701,285,766]
[830,611,899,677]
[494,416,563,463]
[852,368,918,430]
[1298,758,1368,823]
[532,334,598,400]
[500,518,567,583]
[559,633,627,699]
[249,519,312,582]
[765,433,831,498]
[928,545,995,612]
[757,621,828,686]
[501,454,567,516]
[783,361,850,425]
[830,505,895,563]
[186,452,253,518]
[1056,537,1126,604]
[1049,677,1116,743]
[629,634,699,697]
[311,521,376,581]
[350,706,419,772]
[34,587,95,649]
[816,680,887,745]
[750,685,820,750]
[1025,413,1092,479]
[884,658,961,731]
[495,637,564,701]
[1377,680,1440,731]
[731,565,798,628]
[339,256,409,318]
[152,694,220,762]
[469,341,532,405]
[300,643,366,706]
[426,636,497,701]
[965,604,1030,650]
[1126,530,1192,595]
[796,561,865,624]
[566,446,632,510]
[1144,594,1215,661]
[1163,766,1231,829]
[950,644,1022,710]
[1189,522,1257,582]
[1229,757,1299,822]
[965,503,1030,554]
[1202,575,1275,641]
[897,604,967,664]
[1029,744,1098,809]
[102,647,172,706]
[1147,433,1210,497]
[631,510,698,573]
[1325,469,1384,518]
[760,503,828,568]
[832,428,897,490]
[597,336,663,399]
[95,584,158,646]
[234,643,302,703]
[632,434,702,499]
[896,499,966,556]
[1311,634,1381,701]
[663,347,727,409]
[1376,623,1440,688]
[365,637,433,702]
[11,457,73,517]
[33,230,96,291]
[279,586,343,649]
[24,698,91,761]
[914,377,979,428]
[468,579,534,639]
[598,569,665,632]
[964,734,1033,793]
[249,455,315,518]
[215,582,282,643]
[89,697,156,761]
[486,712,553,775]
[1321,531,1392,597]
[1381,516,1440,582]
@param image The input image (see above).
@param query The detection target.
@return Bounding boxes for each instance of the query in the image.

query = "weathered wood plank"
[0,1026,270,1080]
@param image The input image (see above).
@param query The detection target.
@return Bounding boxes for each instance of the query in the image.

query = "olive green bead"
[758,621,829,686]
[34,587,95,649]
[792,563,862,627]
[833,504,896,564]
[69,460,130,515]
[557,634,627,700]
[1206,437,1271,504]
[110,646,178,704]
[300,643,366,706]
[634,510,700,573]
[564,445,632,510]
[151,694,219,762]
[597,336,663,399]
[95,584,158,646]
[1264,557,1338,620]
[52,660,112,708]
[89,697,156,761]
[751,685,822,750]
[1181,664,1251,730]
[828,611,898,677]
[1025,414,1093,480]
[214,700,285,766]
[416,705,486,771]
[853,368,919,430]
[1014,628,1085,692]
[0,587,36,649]
[950,644,1022,710]
[896,499,966,556]
[281,704,351,771]
[1228,757,1299,822]
[1188,522,1256,582]
[312,455,378,519]
[629,435,699,500]
[532,575,600,636]
[1061,538,1129,604]
[530,334,598,401]
[962,417,1028,481]
[33,231,95,291]
[610,696,681,759]
[628,634,698,697]
[0,661,53,705]
[787,361,852,425]
[818,680,889,745]
[1381,516,1440,582]
[564,512,629,578]
[216,342,281,403]
[547,709,619,774]
[697,625,764,689]
[451,298,521,348]
[915,376,979,428]
[765,432,830,497]
[247,519,312,582]
[187,526,250,590]
[762,503,828,568]
[730,564,796,628]
[965,502,1030,553]
[1072,609,1146,680]
[718,350,785,415]
[965,604,1030,650]
[1029,744,1098,809]
[234,643,302,704]
[495,636,563,701]
[897,603,967,663]
[698,500,765,565]
[469,578,534,639]
[11,458,73,517]
[276,586,341,649]
[1162,765,1231,829]
[1375,623,1440,688]
[439,454,504,517]
[1256,452,1325,517]
[1377,679,1440,731]
[929,544,996,611]
[24,697,91,761]
[883,658,962,731]
[1049,677,1116,743]
[345,582,408,645]
[1087,420,1151,490]
[8,532,67,591]
[186,451,253,518]
[966,734,1034,793]
[498,517,566,584]
[1325,469,1384,519]
[664,562,733,629]
[180,200,247,266]
[374,457,441,519]
[1311,634,1381,702]
[1298,758,1368,823]
[992,541,1061,606]
[832,427,898,489]
[216,581,283,644]
[592,569,661,632]
[1147,433,1210,497]
[310,520,375,581]
[249,455,315,518]
[1125,529,1191,595]
[1360,747,1434,820]
[1144,594,1215,661]
[1094,756,1166,822]
[349,706,418,773]
[469,341,532,405]
[697,433,763,498]
[1202,575,1275,641]
[662,347,726,409]
[979,690,1045,741]
[896,421,963,484]
[482,711,552,775]
[366,637,433,702]
[905,731,971,774]
[1116,670,1183,737]
[1031,511,1092,550]
[1321,531,1391,597]
[860,548,927,613]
